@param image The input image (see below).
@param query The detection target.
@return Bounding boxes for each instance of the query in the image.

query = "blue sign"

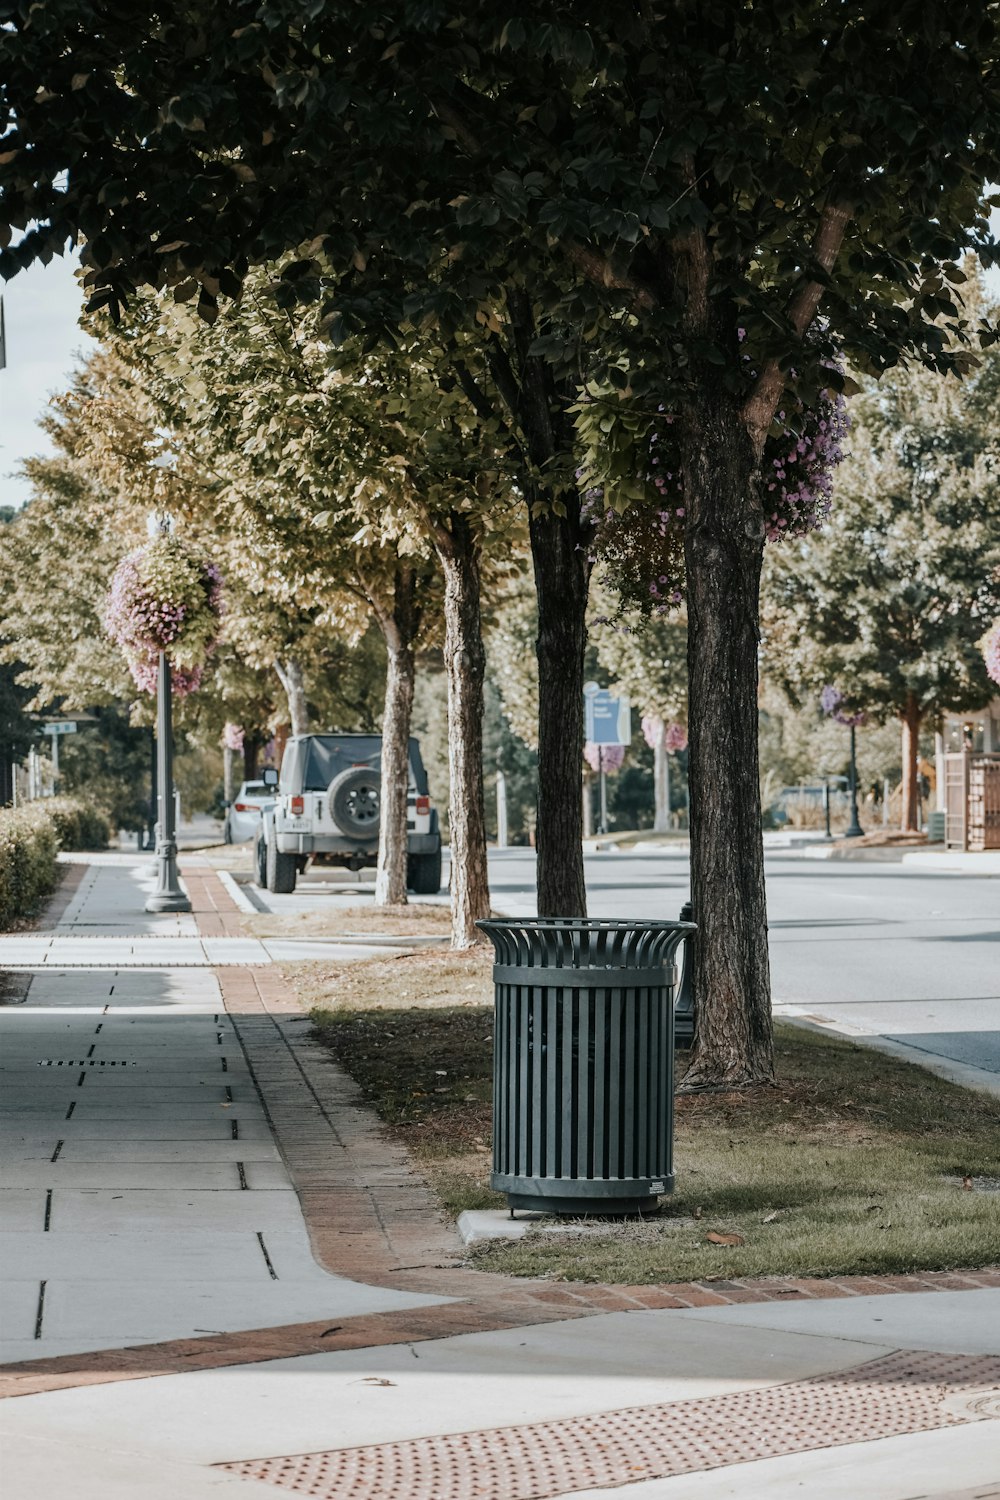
[585,689,631,746]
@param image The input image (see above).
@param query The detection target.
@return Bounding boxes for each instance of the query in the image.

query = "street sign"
[585,690,631,746]
[43,722,77,736]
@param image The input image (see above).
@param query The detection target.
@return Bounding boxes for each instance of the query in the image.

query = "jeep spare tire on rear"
[327,766,381,840]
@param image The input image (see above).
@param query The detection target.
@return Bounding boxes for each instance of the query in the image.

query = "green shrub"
[0,798,110,928]
[44,797,112,851]
[0,806,60,927]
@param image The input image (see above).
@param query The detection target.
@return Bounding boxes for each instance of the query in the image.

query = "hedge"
[0,798,110,929]
[43,798,112,853]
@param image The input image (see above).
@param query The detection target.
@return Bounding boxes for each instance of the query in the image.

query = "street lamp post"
[146,649,191,913]
[844,723,864,840]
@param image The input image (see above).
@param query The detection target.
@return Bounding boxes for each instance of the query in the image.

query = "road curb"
[776,1006,1000,1099]
[216,868,260,914]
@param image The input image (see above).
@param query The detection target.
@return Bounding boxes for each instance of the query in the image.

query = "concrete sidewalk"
[0,856,997,1500]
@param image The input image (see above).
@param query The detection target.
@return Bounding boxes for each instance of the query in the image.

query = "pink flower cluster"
[641,715,687,752]
[821,684,866,728]
[583,742,625,772]
[105,552,185,653]
[223,722,245,752]
[763,387,849,543]
[983,621,1000,687]
[588,372,849,614]
[105,540,223,699]
[126,656,206,696]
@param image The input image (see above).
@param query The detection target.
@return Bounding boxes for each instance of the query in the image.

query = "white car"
[224,780,277,844]
[255,733,441,894]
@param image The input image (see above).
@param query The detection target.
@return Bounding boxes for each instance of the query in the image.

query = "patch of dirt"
[285,947,493,1013]
[0,973,31,1005]
[398,1105,493,1153]
[246,901,453,940]
[849,830,928,848]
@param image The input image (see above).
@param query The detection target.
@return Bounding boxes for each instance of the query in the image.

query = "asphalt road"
[242,840,999,1088]
[486,846,1000,1085]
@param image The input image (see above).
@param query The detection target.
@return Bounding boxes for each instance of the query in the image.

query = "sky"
[1,251,96,508]
[3,220,1000,511]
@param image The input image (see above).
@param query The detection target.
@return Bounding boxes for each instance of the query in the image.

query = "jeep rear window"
[299,736,429,795]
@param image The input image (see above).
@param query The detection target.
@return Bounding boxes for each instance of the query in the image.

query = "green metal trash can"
[477,918,695,1216]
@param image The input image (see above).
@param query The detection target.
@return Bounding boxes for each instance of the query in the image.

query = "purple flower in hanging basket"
[583,742,626,773]
[587,352,849,615]
[641,714,663,749]
[982,621,1000,688]
[105,534,223,698]
[821,683,866,727]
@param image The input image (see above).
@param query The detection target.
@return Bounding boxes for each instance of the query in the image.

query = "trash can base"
[505,1191,660,1217]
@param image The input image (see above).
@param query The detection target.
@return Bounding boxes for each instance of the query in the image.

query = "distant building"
[937,698,1000,850]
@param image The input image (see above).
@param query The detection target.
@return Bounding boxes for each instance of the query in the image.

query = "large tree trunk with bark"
[681,388,774,1091]
[900,695,922,833]
[432,511,490,948]
[372,566,419,908]
[486,287,591,919]
[274,656,309,737]
[529,498,591,917]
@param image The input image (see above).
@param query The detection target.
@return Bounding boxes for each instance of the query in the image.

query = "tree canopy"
[766,336,1000,828]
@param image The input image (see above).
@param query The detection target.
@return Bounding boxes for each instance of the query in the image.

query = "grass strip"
[299,950,1000,1283]
[244,900,452,940]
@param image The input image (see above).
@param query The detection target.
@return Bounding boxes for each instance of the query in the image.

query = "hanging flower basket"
[105,534,223,698]
[983,621,1000,689]
[641,716,688,753]
[820,684,867,727]
[222,722,245,752]
[584,742,625,773]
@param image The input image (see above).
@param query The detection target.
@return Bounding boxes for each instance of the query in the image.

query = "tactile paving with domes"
[219,1349,1000,1499]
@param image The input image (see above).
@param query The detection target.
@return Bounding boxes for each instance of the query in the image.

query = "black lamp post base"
[145,841,192,913]
[146,890,192,913]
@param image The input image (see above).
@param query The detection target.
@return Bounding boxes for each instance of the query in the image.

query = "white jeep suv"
[255,733,441,895]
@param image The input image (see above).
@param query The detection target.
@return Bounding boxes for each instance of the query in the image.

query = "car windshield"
[241,783,272,798]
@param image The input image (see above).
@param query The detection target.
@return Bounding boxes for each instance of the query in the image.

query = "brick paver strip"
[219,1350,1000,1499]
[2,862,997,1403]
[182,859,246,936]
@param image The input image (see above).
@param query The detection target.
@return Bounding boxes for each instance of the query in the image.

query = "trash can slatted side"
[479,919,693,1216]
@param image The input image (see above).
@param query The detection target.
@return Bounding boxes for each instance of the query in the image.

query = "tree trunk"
[223,745,235,806]
[242,733,261,782]
[433,512,490,948]
[529,499,591,917]
[486,287,591,918]
[372,566,418,908]
[274,657,309,737]
[900,695,922,833]
[651,718,671,833]
[681,390,774,1091]
[582,771,594,839]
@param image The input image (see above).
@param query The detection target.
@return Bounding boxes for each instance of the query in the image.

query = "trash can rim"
[476,917,697,933]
